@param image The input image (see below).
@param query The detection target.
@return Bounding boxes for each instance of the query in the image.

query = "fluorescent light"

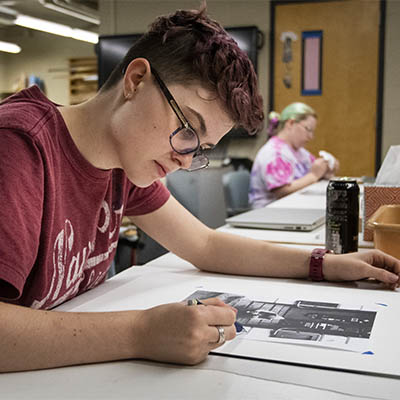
[39,0,100,25]
[71,29,98,44]
[0,40,21,54]
[16,15,71,36]
[15,14,98,44]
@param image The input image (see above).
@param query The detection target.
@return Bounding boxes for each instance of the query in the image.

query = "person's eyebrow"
[185,106,216,148]
[185,106,206,135]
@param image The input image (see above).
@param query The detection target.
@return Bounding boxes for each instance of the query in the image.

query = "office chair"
[222,169,251,217]
[167,169,228,228]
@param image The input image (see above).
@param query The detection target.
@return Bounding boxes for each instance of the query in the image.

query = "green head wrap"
[268,102,317,136]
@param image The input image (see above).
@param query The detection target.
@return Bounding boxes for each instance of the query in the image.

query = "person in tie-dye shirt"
[249,102,339,208]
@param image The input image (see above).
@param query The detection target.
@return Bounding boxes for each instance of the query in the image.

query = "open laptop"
[226,207,325,231]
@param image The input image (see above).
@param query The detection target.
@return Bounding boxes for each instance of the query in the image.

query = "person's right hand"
[323,249,400,290]
[132,297,237,365]
[310,157,329,180]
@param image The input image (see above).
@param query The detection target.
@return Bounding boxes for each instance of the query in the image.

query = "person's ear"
[123,58,151,100]
[287,119,296,129]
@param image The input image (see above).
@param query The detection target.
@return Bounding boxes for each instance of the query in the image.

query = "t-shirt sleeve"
[124,180,170,216]
[263,154,295,190]
[0,130,44,301]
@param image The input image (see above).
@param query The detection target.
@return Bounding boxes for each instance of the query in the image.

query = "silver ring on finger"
[187,298,201,306]
[216,325,225,344]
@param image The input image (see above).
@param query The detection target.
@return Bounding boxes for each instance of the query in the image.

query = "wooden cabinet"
[69,57,98,105]
[0,92,14,100]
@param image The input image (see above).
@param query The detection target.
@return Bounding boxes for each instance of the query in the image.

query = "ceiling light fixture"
[15,14,98,44]
[0,39,21,53]
[39,0,100,26]
[0,6,98,44]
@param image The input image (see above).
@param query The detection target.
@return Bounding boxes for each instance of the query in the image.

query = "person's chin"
[135,180,156,188]
[298,141,307,149]
[126,173,157,188]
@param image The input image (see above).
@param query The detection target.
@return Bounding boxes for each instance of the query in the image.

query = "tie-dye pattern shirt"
[249,136,315,208]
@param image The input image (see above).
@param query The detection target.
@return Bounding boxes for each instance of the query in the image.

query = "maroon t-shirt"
[0,86,170,309]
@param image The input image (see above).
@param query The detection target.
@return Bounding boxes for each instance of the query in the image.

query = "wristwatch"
[309,248,332,281]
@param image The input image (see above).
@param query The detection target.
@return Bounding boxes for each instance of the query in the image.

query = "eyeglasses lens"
[170,128,209,172]
[187,152,209,171]
[170,128,199,154]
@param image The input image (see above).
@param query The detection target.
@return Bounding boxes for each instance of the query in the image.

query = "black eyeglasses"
[152,68,209,172]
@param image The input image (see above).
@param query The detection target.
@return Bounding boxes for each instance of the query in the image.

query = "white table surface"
[218,224,374,248]
[2,180,393,400]
[221,179,373,248]
[268,179,329,209]
[3,355,399,400]
[2,262,399,400]
[266,179,364,210]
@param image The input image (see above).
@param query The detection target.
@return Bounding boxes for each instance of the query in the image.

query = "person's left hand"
[323,250,400,289]
[332,158,340,174]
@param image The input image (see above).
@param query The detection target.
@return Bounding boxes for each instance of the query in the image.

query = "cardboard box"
[363,185,400,241]
[367,205,400,259]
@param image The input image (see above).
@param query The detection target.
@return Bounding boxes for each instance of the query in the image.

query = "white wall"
[382,0,400,160]
[0,0,396,164]
[0,27,95,105]
[0,53,6,92]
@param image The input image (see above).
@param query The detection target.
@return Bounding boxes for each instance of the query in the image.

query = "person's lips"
[154,161,168,178]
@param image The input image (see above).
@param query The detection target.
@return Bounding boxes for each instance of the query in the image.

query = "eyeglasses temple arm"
[152,68,189,129]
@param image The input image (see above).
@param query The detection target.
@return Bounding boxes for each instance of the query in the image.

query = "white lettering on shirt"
[31,202,123,309]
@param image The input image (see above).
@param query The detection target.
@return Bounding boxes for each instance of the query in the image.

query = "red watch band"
[309,248,331,281]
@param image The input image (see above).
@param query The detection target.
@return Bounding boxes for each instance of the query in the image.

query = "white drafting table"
[268,179,330,210]
[266,179,364,210]
[220,179,373,248]
[0,182,389,400]
[63,257,399,378]
[2,260,399,400]
[219,224,373,248]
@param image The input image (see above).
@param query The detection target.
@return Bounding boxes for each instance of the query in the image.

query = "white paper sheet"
[58,267,400,377]
[184,289,379,353]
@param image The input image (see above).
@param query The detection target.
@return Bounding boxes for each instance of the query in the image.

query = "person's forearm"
[193,230,310,278]
[272,173,319,198]
[0,302,142,372]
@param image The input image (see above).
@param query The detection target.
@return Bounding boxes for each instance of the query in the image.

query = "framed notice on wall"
[301,30,323,96]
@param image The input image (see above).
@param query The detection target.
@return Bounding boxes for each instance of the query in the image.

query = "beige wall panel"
[274,0,379,177]
[0,28,95,105]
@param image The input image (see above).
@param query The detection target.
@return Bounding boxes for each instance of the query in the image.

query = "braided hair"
[101,3,264,134]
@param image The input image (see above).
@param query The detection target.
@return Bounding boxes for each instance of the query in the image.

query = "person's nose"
[172,152,194,170]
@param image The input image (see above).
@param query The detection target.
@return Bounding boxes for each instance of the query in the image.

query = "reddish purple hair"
[102,4,264,133]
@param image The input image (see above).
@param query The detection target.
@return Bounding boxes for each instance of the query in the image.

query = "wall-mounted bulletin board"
[301,30,322,96]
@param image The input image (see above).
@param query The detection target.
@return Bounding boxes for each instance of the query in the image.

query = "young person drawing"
[249,102,339,208]
[0,6,399,373]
